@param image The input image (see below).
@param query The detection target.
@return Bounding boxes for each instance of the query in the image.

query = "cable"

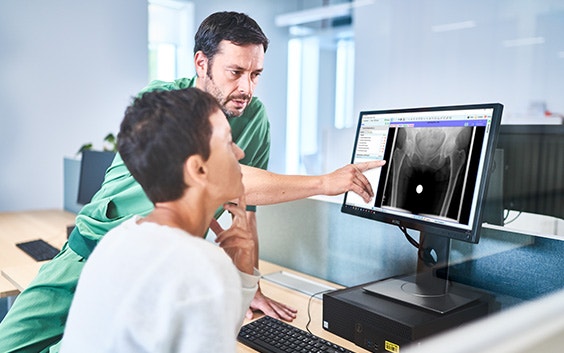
[305,289,335,334]
[504,210,522,225]
[398,225,419,248]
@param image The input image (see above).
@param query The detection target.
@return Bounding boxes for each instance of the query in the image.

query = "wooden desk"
[2,263,44,292]
[0,276,19,298]
[0,209,75,296]
[237,261,369,353]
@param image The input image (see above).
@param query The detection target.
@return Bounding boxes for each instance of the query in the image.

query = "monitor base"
[363,275,484,314]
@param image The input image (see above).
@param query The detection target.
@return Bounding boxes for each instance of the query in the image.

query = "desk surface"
[0,209,74,264]
[0,209,75,295]
[2,263,44,292]
[0,275,19,298]
[0,210,367,352]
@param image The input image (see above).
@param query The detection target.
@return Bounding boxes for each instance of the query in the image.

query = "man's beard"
[217,92,251,118]
[205,72,251,118]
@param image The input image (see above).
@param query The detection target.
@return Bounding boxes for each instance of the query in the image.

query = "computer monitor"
[77,150,115,205]
[497,124,564,221]
[341,103,503,313]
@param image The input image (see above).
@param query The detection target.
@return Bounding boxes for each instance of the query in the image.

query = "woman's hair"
[117,88,221,203]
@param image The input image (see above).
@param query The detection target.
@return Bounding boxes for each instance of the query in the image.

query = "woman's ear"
[184,155,207,187]
[194,51,208,79]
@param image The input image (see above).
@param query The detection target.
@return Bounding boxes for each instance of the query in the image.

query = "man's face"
[197,41,264,118]
[206,109,245,201]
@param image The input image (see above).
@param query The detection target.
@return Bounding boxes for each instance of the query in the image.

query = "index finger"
[354,160,386,172]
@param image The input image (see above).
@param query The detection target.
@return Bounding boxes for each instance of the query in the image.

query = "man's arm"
[241,160,386,206]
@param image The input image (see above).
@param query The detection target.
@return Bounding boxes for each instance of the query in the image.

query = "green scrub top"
[69,77,271,258]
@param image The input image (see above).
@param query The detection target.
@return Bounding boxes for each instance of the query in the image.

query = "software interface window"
[345,107,496,236]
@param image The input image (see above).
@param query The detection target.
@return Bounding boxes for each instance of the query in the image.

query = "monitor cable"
[398,225,419,248]
[503,210,522,225]
[306,289,336,334]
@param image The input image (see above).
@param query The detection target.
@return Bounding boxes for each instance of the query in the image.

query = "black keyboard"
[238,315,354,353]
[16,239,60,261]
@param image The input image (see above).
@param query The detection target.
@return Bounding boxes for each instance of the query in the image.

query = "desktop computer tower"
[323,280,496,352]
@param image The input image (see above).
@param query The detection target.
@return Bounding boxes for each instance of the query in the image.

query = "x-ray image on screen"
[378,126,485,225]
[343,103,503,243]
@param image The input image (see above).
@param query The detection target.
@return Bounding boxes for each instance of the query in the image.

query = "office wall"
[0,0,148,212]
[0,0,302,212]
[354,0,564,113]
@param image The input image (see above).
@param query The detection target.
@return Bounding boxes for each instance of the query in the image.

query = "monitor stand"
[363,231,483,314]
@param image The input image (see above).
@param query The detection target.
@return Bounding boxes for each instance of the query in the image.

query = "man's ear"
[184,155,207,187]
[194,51,208,78]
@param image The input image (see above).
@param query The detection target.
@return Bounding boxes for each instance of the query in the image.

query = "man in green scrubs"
[0,11,384,353]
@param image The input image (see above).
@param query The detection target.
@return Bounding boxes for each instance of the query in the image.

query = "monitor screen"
[77,150,116,205]
[342,103,503,244]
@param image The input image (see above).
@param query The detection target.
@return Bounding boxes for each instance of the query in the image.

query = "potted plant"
[77,133,117,154]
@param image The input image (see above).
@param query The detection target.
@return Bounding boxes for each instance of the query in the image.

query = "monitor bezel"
[341,102,503,244]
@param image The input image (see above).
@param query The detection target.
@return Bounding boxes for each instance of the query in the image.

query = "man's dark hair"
[194,11,269,59]
[117,88,221,204]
